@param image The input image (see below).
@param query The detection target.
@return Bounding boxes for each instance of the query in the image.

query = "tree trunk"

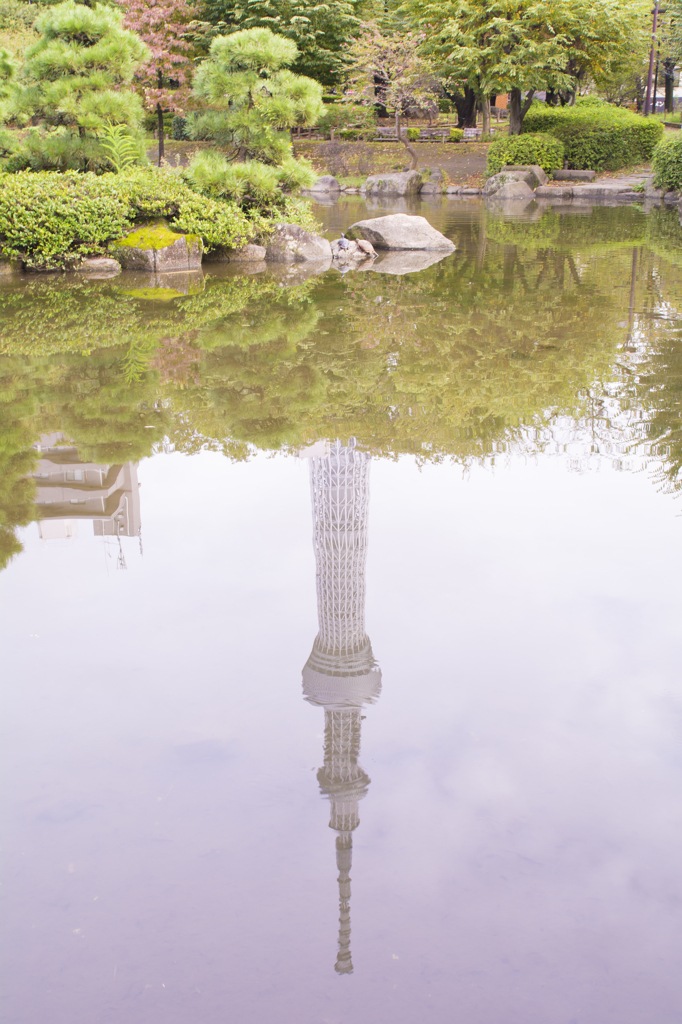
[156,103,165,166]
[481,97,490,137]
[453,86,477,128]
[395,111,418,170]
[665,59,675,113]
[508,88,535,135]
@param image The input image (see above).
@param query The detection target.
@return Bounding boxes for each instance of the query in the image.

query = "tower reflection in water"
[301,439,381,975]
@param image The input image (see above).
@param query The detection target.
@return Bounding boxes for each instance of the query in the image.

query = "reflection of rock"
[266,259,331,285]
[485,198,539,219]
[113,220,203,272]
[265,223,333,262]
[75,257,121,277]
[364,170,423,196]
[347,213,455,251]
[117,269,204,299]
[370,250,453,275]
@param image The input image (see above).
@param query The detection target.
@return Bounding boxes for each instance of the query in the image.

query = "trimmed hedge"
[0,169,251,269]
[450,128,463,142]
[522,105,663,171]
[486,132,564,175]
[652,131,682,191]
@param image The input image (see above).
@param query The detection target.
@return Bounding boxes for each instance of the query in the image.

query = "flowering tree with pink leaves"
[122,0,197,164]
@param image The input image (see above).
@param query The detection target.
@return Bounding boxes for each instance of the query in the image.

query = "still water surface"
[2,197,682,1024]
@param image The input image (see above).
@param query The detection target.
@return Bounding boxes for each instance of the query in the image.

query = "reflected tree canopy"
[3,201,682,566]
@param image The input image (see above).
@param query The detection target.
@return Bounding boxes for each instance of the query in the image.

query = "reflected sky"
[1,200,682,1024]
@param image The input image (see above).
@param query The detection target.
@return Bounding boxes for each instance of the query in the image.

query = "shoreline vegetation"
[1,0,681,271]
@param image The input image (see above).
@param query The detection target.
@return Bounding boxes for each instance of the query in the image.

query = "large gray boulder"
[305,175,341,194]
[364,170,423,196]
[228,243,267,262]
[203,242,267,263]
[501,164,549,187]
[265,224,332,262]
[346,214,455,251]
[493,180,535,200]
[113,221,203,273]
[484,172,526,196]
[419,181,442,194]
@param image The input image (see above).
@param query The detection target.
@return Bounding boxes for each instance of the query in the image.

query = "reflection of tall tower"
[32,434,141,541]
[301,439,381,975]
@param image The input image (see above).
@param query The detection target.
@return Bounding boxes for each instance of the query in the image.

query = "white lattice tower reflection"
[308,439,372,670]
[301,439,381,976]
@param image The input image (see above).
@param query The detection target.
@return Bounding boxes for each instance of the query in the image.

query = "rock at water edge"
[305,175,341,194]
[228,243,267,262]
[501,164,550,187]
[113,221,203,273]
[346,214,455,251]
[265,224,333,262]
[493,180,535,200]
[363,171,423,196]
[75,257,121,276]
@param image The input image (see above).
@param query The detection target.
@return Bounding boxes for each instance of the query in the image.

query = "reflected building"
[301,439,381,975]
[32,434,141,542]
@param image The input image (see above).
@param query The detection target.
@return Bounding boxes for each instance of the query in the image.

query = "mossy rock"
[112,219,203,273]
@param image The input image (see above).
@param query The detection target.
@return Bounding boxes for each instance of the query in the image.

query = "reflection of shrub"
[486,132,564,174]
[522,105,663,170]
[449,127,463,142]
[486,204,647,250]
[652,132,682,191]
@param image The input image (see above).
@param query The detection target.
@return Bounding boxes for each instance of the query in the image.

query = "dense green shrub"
[184,149,315,215]
[337,128,364,141]
[522,105,663,171]
[449,127,463,142]
[486,132,564,175]
[0,169,251,269]
[317,103,376,138]
[652,132,682,191]
[406,127,420,142]
[143,111,174,135]
[574,95,608,106]
[171,115,189,141]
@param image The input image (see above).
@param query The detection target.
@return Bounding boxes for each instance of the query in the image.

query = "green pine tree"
[197,0,362,87]
[189,27,324,164]
[10,0,150,171]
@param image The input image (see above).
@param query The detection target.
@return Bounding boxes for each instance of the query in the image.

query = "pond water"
[2,197,682,1024]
